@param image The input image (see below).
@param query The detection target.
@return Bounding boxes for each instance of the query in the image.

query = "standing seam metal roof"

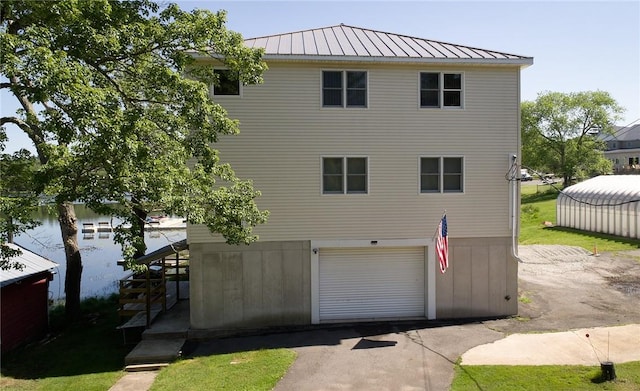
[244,24,533,64]
[1,243,58,287]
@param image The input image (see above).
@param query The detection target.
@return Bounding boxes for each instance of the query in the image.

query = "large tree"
[521,91,623,187]
[0,147,40,269]
[0,0,268,320]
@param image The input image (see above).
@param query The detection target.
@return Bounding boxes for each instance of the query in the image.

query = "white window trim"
[212,68,243,98]
[418,71,464,109]
[320,70,369,109]
[320,155,370,195]
[310,238,437,324]
[418,155,465,194]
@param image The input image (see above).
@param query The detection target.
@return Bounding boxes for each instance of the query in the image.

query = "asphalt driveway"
[186,320,502,391]
[183,246,640,391]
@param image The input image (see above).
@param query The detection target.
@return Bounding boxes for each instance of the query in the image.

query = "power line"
[607,118,640,140]
[507,164,640,207]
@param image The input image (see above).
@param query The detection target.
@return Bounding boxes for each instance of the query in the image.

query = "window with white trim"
[213,69,240,96]
[322,71,367,108]
[322,157,368,194]
[420,72,462,108]
[420,157,464,193]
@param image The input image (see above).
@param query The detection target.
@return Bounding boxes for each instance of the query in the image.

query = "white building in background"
[557,175,640,239]
[600,124,640,174]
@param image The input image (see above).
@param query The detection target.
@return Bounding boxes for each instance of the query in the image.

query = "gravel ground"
[485,245,640,333]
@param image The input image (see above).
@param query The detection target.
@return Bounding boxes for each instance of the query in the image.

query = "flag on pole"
[436,215,449,273]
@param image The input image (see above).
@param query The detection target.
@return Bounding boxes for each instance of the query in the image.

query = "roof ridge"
[246,24,532,59]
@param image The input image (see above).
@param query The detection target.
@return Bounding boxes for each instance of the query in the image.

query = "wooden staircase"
[116,243,189,342]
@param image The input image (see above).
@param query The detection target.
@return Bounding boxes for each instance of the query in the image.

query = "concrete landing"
[461,324,640,365]
[124,338,186,368]
[109,371,159,391]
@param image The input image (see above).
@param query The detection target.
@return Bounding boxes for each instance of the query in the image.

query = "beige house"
[187,25,533,332]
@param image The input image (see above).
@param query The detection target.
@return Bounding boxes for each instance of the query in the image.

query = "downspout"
[512,68,523,263]
[511,159,522,262]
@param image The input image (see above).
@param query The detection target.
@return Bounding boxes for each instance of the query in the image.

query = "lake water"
[13,205,186,302]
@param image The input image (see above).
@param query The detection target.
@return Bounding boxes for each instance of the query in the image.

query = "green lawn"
[0,296,295,391]
[150,349,296,391]
[451,362,640,391]
[519,186,640,252]
[0,296,128,391]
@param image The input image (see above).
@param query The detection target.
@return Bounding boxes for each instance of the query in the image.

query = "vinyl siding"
[189,61,521,243]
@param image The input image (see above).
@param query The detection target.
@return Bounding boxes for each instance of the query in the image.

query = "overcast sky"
[2,0,639,153]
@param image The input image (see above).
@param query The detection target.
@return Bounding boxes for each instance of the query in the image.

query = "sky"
[2,0,639,153]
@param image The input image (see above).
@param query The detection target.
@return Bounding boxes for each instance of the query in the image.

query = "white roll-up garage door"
[319,246,425,321]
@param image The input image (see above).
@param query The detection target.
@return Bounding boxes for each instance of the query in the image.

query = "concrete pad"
[125,338,185,365]
[108,371,158,391]
[461,324,640,365]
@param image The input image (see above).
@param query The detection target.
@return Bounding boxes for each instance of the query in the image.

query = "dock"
[81,218,186,234]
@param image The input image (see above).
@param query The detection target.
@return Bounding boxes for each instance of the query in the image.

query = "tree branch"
[0,116,31,132]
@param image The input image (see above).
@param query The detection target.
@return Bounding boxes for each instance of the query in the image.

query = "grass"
[519,186,640,252]
[150,349,297,391]
[0,295,128,391]
[451,361,640,390]
[0,295,296,391]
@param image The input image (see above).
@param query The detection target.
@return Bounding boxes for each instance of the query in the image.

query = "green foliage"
[451,362,640,390]
[0,149,40,269]
[150,349,297,391]
[1,0,269,275]
[521,91,623,187]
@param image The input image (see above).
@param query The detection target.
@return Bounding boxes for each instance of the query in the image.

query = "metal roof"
[243,24,533,66]
[1,243,58,287]
[600,124,640,142]
[116,239,188,267]
[559,175,640,204]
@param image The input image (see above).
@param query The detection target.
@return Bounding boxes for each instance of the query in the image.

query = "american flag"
[436,215,449,273]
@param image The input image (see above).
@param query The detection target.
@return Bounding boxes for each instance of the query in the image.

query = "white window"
[420,72,463,108]
[322,71,367,108]
[420,157,464,193]
[322,157,368,194]
[213,69,240,96]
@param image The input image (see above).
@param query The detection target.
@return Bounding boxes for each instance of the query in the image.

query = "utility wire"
[506,162,640,207]
[606,118,640,140]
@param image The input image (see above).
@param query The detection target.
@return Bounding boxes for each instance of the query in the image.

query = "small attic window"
[213,69,240,96]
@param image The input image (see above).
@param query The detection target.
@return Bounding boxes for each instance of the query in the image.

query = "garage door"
[319,246,425,321]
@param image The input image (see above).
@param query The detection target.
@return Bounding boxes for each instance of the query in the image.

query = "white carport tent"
[556,175,640,239]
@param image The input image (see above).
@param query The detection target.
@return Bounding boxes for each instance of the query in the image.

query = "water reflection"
[13,204,186,302]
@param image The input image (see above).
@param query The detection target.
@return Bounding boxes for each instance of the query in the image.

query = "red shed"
[1,243,58,353]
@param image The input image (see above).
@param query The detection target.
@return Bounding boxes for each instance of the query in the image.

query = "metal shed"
[556,175,640,239]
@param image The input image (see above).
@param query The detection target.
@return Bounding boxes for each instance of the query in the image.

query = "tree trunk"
[132,201,147,259]
[58,201,82,321]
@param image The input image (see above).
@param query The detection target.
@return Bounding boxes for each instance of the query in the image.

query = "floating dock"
[81,218,186,233]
